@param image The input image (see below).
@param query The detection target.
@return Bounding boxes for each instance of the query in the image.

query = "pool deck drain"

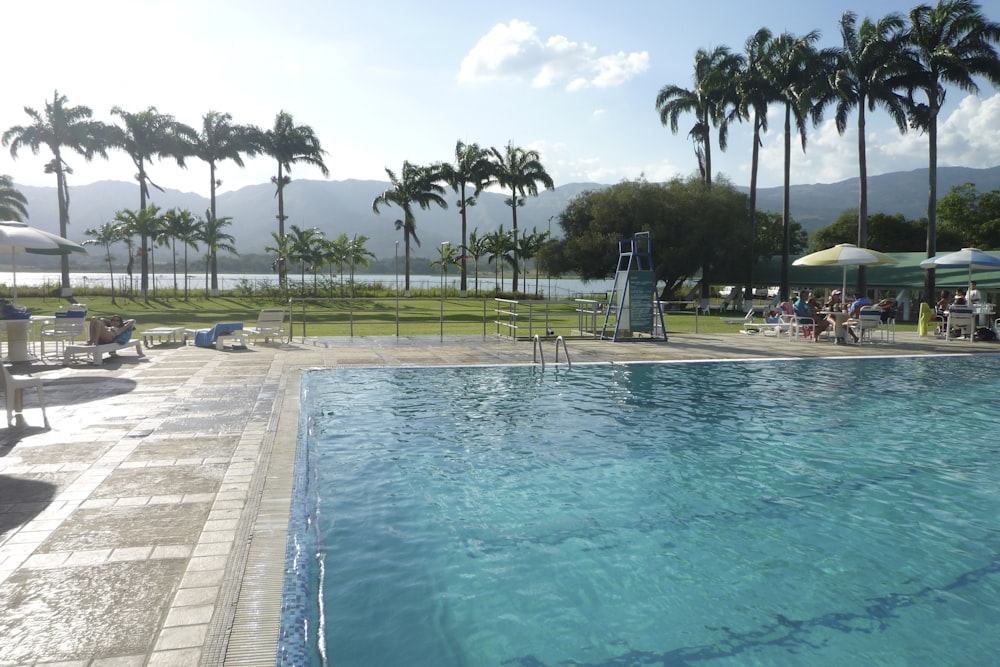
[0,333,996,665]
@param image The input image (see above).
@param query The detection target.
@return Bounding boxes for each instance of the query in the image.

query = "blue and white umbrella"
[920,247,1000,285]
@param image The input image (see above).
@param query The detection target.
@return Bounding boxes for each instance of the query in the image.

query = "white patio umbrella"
[919,247,1000,285]
[792,243,899,298]
[0,221,87,301]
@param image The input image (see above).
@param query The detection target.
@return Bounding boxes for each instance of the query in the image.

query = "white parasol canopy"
[0,221,87,301]
[920,247,1000,286]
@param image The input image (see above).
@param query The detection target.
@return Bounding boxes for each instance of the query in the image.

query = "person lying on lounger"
[88,315,136,345]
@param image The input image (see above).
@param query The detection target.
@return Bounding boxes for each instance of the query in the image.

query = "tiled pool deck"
[0,332,996,665]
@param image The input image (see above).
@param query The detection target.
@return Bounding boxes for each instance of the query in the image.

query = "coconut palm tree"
[287,224,324,295]
[656,46,744,187]
[107,106,196,300]
[372,161,447,296]
[488,142,553,293]
[905,0,1000,303]
[189,111,261,220]
[765,31,838,301]
[113,206,163,301]
[466,228,489,296]
[162,208,201,299]
[260,111,329,288]
[438,140,494,296]
[733,28,778,301]
[199,212,237,296]
[83,222,124,304]
[345,234,375,298]
[0,175,29,221]
[485,225,516,293]
[831,11,912,295]
[518,227,551,296]
[2,91,109,295]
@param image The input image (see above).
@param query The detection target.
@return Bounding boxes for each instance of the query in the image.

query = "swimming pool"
[280,355,1000,666]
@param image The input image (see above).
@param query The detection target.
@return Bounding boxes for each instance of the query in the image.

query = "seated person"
[876,298,897,323]
[88,315,136,346]
[934,290,951,333]
[952,290,967,307]
[847,292,873,317]
[792,292,825,340]
[824,289,844,312]
[806,295,831,341]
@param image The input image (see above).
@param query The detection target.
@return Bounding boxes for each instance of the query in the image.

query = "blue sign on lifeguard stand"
[600,232,667,341]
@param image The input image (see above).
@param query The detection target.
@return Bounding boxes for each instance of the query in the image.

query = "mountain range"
[11,165,1000,264]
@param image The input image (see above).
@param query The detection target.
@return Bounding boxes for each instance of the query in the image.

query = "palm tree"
[656,46,744,187]
[190,111,260,220]
[2,90,109,295]
[0,175,29,221]
[372,161,447,296]
[430,242,461,295]
[322,233,351,297]
[346,234,375,298]
[733,28,778,301]
[438,140,494,296]
[107,106,196,300]
[199,212,237,296]
[467,228,489,296]
[162,208,201,299]
[906,0,1000,303]
[488,142,554,293]
[113,206,163,302]
[518,227,551,296]
[485,225,516,293]
[260,111,329,288]
[287,224,324,295]
[83,222,124,304]
[831,11,912,295]
[765,31,837,301]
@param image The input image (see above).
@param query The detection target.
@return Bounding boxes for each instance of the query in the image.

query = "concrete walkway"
[0,332,995,665]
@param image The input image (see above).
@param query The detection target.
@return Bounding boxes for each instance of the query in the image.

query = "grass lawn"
[9,293,919,338]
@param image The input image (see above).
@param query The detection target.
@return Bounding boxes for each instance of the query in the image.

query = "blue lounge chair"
[190,322,247,350]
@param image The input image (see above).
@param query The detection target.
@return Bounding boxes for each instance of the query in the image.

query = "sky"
[2,0,1000,200]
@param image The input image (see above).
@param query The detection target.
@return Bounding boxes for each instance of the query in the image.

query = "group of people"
[932,281,981,334]
[788,289,896,343]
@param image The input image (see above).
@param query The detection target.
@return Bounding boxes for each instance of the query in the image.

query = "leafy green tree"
[200,212,237,296]
[656,45,744,186]
[488,141,554,293]
[811,208,943,252]
[831,10,912,294]
[320,233,350,296]
[764,31,837,300]
[937,182,1000,248]
[906,0,1000,302]
[754,211,808,258]
[372,161,447,295]
[261,111,329,288]
[287,224,324,295]
[0,175,29,221]
[2,91,109,294]
[439,140,494,296]
[733,28,779,300]
[551,177,749,298]
[83,222,125,304]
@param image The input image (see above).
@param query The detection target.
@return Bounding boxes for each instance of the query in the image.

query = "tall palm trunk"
[511,206,519,294]
[55,163,72,296]
[210,161,220,295]
[780,104,792,301]
[745,114,762,303]
[924,111,938,305]
[459,182,469,296]
[856,101,869,295]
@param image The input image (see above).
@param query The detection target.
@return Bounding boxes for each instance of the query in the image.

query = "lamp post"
[440,241,449,341]
[394,240,399,337]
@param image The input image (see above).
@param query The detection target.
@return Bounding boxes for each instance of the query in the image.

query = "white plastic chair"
[946,308,975,341]
[854,307,884,344]
[39,304,88,359]
[1,363,49,428]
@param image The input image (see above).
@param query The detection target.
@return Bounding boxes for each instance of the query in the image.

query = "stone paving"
[0,332,996,666]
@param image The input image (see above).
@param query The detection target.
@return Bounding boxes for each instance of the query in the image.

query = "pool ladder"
[532,334,571,368]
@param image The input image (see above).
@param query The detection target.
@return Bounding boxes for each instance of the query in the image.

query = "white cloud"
[458,19,648,91]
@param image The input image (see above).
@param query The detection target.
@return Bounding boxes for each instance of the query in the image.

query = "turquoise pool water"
[281,355,1000,666]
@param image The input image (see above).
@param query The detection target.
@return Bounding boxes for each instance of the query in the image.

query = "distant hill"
[11,166,1000,262]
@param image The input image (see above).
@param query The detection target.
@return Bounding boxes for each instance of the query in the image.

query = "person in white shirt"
[967,280,981,305]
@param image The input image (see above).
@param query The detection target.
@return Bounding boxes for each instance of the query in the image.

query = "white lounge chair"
[245,308,286,344]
